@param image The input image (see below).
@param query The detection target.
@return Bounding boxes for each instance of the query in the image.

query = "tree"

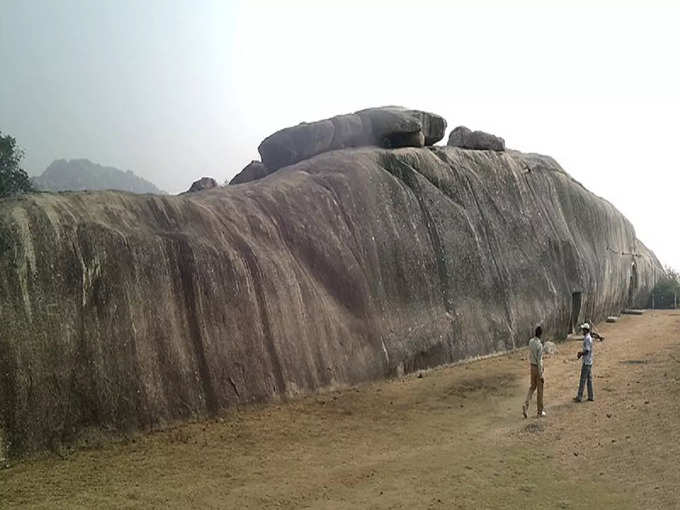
[0,132,34,198]
[650,266,680,309]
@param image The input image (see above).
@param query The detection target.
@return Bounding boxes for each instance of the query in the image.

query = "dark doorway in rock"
[570,292,582,334]
[628,262,638,307]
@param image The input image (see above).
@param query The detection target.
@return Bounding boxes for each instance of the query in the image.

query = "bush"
[649,267,680,309]
[0,132,34,198]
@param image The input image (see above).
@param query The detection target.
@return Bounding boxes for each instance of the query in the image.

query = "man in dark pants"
[574,323,594,402]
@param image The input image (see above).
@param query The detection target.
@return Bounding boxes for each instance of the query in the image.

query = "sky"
[1,0,678,270]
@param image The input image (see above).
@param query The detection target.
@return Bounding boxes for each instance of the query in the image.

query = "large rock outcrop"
[258,106,446,171]
[0,135,662,456]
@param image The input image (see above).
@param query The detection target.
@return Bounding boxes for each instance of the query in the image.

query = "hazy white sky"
[1,0,678,269]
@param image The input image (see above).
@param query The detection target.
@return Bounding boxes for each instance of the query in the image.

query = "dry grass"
[1,311,679,509]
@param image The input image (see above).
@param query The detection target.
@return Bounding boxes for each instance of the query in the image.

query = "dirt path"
[1,310,679,509]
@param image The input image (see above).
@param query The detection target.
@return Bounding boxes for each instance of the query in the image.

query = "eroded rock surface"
[448,126,506,151]
[0,144,661,455]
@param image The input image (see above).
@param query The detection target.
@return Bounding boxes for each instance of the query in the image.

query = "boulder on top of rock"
[229,161,269,185]
[448,126,505,151]
[258,106,447,171]
[355,106,446,147]
[186,177,218,193]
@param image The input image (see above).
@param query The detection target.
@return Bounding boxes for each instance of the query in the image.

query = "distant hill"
[32,159,164,194]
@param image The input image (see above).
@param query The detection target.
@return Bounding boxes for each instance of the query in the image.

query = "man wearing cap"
[584,318,605,342]
[523,326,546,418]
[574,323,595,402]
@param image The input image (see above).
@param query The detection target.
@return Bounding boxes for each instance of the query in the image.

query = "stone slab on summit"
[257,106,447,172]
[448,126,506,151]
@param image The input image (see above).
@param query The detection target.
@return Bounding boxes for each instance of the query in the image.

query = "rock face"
[448,126,506,151]
[258,106,446,171]
[187,177,218,193]
[32,159,164,194]
[229,161,268,185]
[0,142,662,456]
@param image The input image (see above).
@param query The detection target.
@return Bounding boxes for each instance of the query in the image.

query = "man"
[574,323,595,402]
[585,318,605,342]
[523,326,546,418]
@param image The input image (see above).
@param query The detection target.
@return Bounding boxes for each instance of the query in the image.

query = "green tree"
[0,132,34,198]
[650,266,680,309]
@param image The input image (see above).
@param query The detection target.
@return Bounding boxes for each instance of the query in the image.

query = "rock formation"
[229,161,268,185]
[32,159,164,194]
[186,177,218,193]
[448,126,505,151]
[0,107,662,456]
[258,106,446,171]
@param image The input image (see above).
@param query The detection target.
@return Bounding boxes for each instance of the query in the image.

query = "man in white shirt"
[585,317,605,342]
[574,323,595,402]
[523,326,546,418]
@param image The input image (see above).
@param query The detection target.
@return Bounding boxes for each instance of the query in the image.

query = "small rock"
[606,413,612,418]
[186,177,218,193]
[543,341,557,355]
[448,126,505,151]
[229,160,269,185]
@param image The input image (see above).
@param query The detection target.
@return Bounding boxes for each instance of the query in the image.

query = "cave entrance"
[628,262,638,307]
[570,292,582,334]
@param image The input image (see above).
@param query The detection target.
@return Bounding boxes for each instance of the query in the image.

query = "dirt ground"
[1,310,679,509]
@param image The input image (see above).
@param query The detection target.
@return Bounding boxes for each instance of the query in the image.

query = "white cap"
[580,323,590,330]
